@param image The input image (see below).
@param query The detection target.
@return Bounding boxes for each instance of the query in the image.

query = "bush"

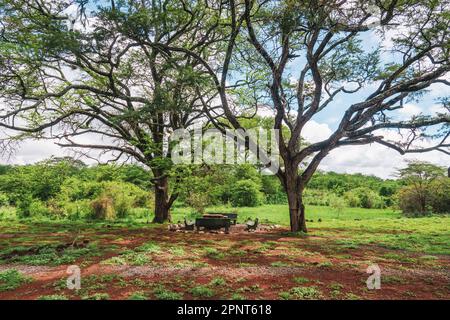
[53,199,92,220]
[185,192,209,214]
[91,197,116,220]
[428,178,450,214]
[344,187,384,209]
[0,192,9,207]
[398,177,450,216]
[56,179,151,219]
[28,200,51,217]
[261,176,286,204]
[16,194,34,218]
[230,179,263,207]
[303,189,337,206]
[397,186,431,216]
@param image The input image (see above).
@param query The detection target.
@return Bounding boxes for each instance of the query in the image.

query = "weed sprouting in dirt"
[0,269,32,291]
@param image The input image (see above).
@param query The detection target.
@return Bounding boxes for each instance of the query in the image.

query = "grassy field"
[0,205,448,300]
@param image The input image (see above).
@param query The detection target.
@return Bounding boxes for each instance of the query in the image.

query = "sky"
[0,3,449,179]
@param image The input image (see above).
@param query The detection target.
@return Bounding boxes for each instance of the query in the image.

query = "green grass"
[82,293,110,300]
[0,243,101,266]
[190,285,215,298]
[279,286,322,300]
[0,269,32,291]
[173,205,449,255]
[38,294,68,300]
[153,286,183,300]
[128,291,148,300]
[171,204,401,225]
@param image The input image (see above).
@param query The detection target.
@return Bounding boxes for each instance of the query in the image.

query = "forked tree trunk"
[153,175,172,223]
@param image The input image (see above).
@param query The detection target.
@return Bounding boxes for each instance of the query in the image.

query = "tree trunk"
[285,172,308,233]
[153,176,171,223]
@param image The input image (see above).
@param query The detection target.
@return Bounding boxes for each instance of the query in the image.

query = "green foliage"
[128,291,147,300]
[0,192,9,206]
[209,277,226,286]
[230,179,263,207]
[38,294,68,300]
[261,175,287,204]
[399,177,450,216]
[82,293,110,300]
[279,286,322,299]
[91,197,116,220]
[344,187,384,209]
[190,285,214,298]
[428,178,450,214]
[0,243,100,266]
[153,285,182,300]
[0,269,32,291]
[397,161,447,216]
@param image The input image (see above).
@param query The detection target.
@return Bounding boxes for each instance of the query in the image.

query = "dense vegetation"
[0,158,448,221]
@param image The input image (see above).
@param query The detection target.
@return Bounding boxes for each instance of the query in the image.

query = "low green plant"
[0,269,32,291]
[204,247,225,260]
[210,277,226,286]
[82,293,110,300]
[128,291,147,300]
[190,285,214,298]
[280,286,322,300]
[293,277,309,284]
[38,294,68,300]
[153,286,182,300]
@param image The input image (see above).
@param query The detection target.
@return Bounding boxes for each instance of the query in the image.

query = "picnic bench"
[195,215,231,233]
[207,212,238,225]
[184,218,195,231]
[245,218,259,231]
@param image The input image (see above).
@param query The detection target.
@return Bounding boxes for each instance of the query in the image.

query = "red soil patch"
[0,225,448,300]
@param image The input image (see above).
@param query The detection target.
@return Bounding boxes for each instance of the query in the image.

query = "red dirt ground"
[0,224,448,300]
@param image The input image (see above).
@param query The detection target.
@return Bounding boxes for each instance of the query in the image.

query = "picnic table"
[195,215,231,233]
[206,212,238,225]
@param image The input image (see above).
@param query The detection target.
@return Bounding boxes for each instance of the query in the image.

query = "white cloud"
[302,120,333,143]
[397,103,422,117]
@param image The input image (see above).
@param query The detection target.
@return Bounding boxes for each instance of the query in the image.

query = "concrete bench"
[195,217,231,233]
[207,212,238,225]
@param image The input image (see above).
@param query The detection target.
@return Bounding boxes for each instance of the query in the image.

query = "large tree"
[191,0,450,232]
[0,0,224,222]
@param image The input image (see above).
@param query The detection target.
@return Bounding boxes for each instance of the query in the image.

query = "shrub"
[261,176,286,204]
[0,192,9,207]
[186,192,209,214]
[190,285,214,298]
[303,189,338,206]
[397,186,428,216]
[90,196,116,220]
[230,179,263,207]
[28,199,51,217]
[428,178,450,214]
[0,269,32,291]
[82,293,110,300]
[38,294,69,300]
[329,195,346,216]
[344,187,384,209]
[153,286,182,300]
[16,194,34,218]
[398,177,450,216]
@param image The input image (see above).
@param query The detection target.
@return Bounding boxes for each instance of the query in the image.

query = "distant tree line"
[0,157,447,220]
